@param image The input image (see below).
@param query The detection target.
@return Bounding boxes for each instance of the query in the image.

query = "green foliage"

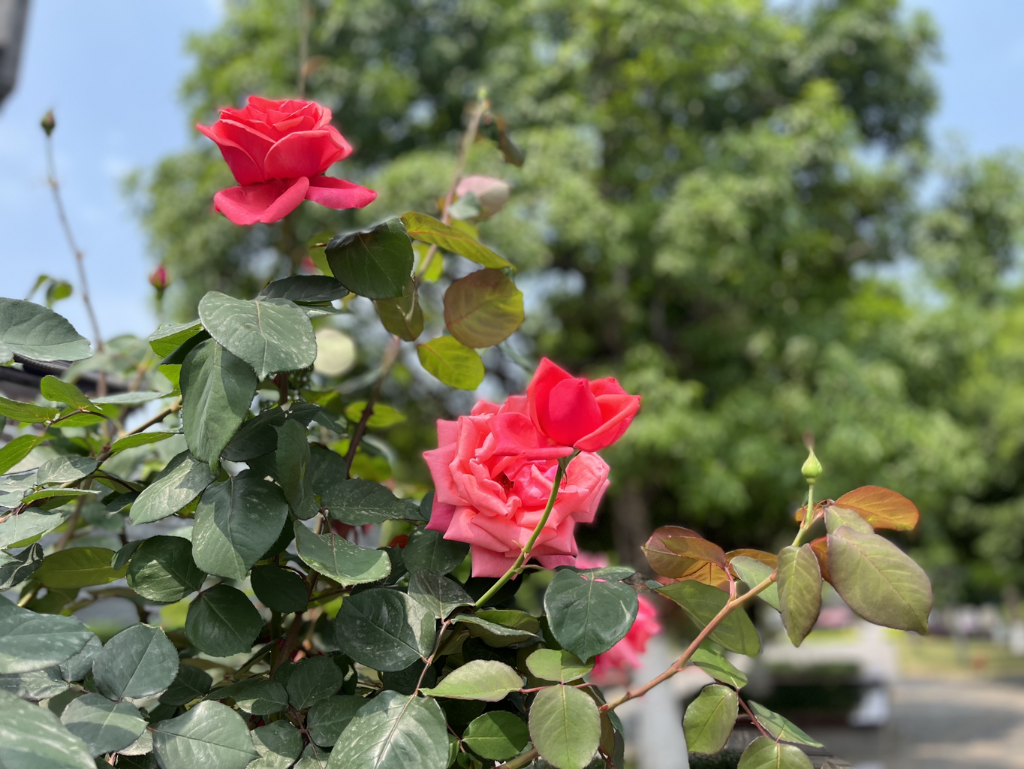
[683,685,739,755]
[543,568,639,661]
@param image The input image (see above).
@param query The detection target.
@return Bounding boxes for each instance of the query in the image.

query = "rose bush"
[0,94,934,769]
[198,96,376,224]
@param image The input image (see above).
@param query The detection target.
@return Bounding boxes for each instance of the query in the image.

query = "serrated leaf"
[443,269,524,348]
[0,542,43,590]
[463,712,530,761]
[327,691,447,769]
[529,685,600,769]
[192,476,289,580]
[407,569,473,618]
[737,737,813,769]
[199,291,317,379]
[0,665,67,701]
[126,535,205,603]
[92,624,179,700]
[180,339,258,469]
[453,612,540,647]
[689,648,748,689]
[683,684,738,755]
[0,601,94,674]
[827,526,932,634]
[544,568,639,660]
[211,678,289,716]
[825,505,873,534]
[36,547,127,588]
[148,320,204,357]
[777,545,822,646]
[258,275,349,303]
[60,693,146,757]
[185,585,263,657]
[417,336,484,390]
[160,663,213,706]
[421,660,522,702]
[525,649,593,683]
[0,298,92,362]
[308,695,364,747]
[403,527,469,574]
[401,212,513,270]
[0,688,95,768]
[747,701,823,747]
[130,450,217,524]
[374,279,424,341]
[35,455,98,486]
[731,556,780,611]
[287,656,345,710]
[834,485,919,531]
[251,721,303,769]
[320,478,417,526]
[58,634,101,683]
[656,580,761,656]
[334,588,434,671]
[275,419,318,519]
[108,431,176,456]
[251,564,309,613]
[152,701,258,769]
[0,508,70,548]
[325,219,415,300]
[294,523,391,586]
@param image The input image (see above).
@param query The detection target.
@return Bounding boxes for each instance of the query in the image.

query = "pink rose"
[424,395,610,578]
[527,358,641,452]
[198,96,376,225]
[592,593,661,680]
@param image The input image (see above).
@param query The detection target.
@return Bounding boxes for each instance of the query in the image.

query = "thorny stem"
[474,456,570,609]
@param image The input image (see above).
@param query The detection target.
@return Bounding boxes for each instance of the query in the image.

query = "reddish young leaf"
[643,526,727,579]
[726,550,778,570]
[834,486,919,531]
[809,537,832,584]
[677,561,731,591]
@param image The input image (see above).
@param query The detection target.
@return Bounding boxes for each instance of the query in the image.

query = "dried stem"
[343,336,401,477]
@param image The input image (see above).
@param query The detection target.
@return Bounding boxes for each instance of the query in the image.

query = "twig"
[343,336,400,478]
[95,401,181,464]
[738,695,773,740]
[54,490,88,551]
[297,0,312,98]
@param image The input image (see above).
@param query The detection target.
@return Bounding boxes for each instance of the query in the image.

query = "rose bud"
[454,175,510,220]
[149,265,169,291]
[40,110,56,136]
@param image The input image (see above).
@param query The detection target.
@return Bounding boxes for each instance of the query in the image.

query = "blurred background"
[3,1,1024,767]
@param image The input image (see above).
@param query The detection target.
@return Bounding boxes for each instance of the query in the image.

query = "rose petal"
[304,176,377,210]
[197,122,270,185]
[470,547,520,579]
[574,393,641,453]
[213,176,310,225]
[264,130,350,179]
[543,378,603,447]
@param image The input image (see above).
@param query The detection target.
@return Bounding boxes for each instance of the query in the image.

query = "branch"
[343,336,401,478]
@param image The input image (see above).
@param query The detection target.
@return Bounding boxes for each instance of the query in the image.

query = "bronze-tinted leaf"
[834,485,919,531]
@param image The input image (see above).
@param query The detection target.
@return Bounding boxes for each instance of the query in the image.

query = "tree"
[136,0,1024,599]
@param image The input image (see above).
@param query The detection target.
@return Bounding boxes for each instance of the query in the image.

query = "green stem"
[792,482,815,548]
[474,459,568,608]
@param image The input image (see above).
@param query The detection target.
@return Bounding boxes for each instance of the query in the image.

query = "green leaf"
[275,419,318,519]
[463,712,530,761]
[93,624,179,700]
[344,401,406,429]
[39,376,96,411]
[0,435,43,475]
[36,455,98,485]
[0,396,59,424]
[825,506,873,535]
[327,691,448,769]
[108,431,176,456]
[159,663,213,706]
[443,269,525,348]
[0,508,70,548]
[93,389,168,406]
[0,603,94,673]
[126,536,205,603]
[250,721,303,769]
[294,522,391,586]
[321,478,417,526]
[251,564,309,613]
[747,701,824,747]
[401,212,513,270]
[287,656,345,710]
[180,339,258,469]
[258,275,349,303]
[374,279,424,341]
[211,678,289,716]
[21,487,100,505]
[307,695,365,747]
[60,693,146,757]
[656,580,761,656]
[525,649,593,683]
[689,648,748,689]
[36,547,127,589]
[152,701,259,769]
[185,585,263,657]
[421,659,521,702]
[737,737,813,769]
[148,320,204,357]
[192,476,289,580]
[293,743,330,768]
[222,407,288,462]
[529,685,600,769]
[334,588,434,671]
[417,336,485,390]
[407,569,473,618]
[452,613,540,646]
[730,556,780,611]
[58,634,101,683]
[198,291,317,379]
[777,544,822,646]
[827,526,932,634]
[403,527,469,574]
[131,450,217,524]
[325,219,415,300]
[0,298,92,362]
[683,684,738,755]
[544,568,639,660]
[0,542,43,590]
[0,689,95,768]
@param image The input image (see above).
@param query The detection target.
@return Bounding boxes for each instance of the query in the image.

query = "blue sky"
[0,1,1021,341]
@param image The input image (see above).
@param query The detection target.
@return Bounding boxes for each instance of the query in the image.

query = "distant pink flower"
[424,396,610,578]
[198,96,375,225]
[148,264,169,291]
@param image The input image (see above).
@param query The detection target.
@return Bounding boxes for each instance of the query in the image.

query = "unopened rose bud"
[802,446,823,484]
[41,111,56,136]
[149,265,169,292]
[454,175,510,220]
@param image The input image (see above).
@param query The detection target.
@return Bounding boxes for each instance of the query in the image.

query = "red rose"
[198,96,376,225]
[527,358,640,452]
[424,395,610,578]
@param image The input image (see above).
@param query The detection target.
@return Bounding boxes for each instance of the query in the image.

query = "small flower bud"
[802,446,823,484]
[149,265,169,292]
[40,110,56,136]
[454,175,510,220]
